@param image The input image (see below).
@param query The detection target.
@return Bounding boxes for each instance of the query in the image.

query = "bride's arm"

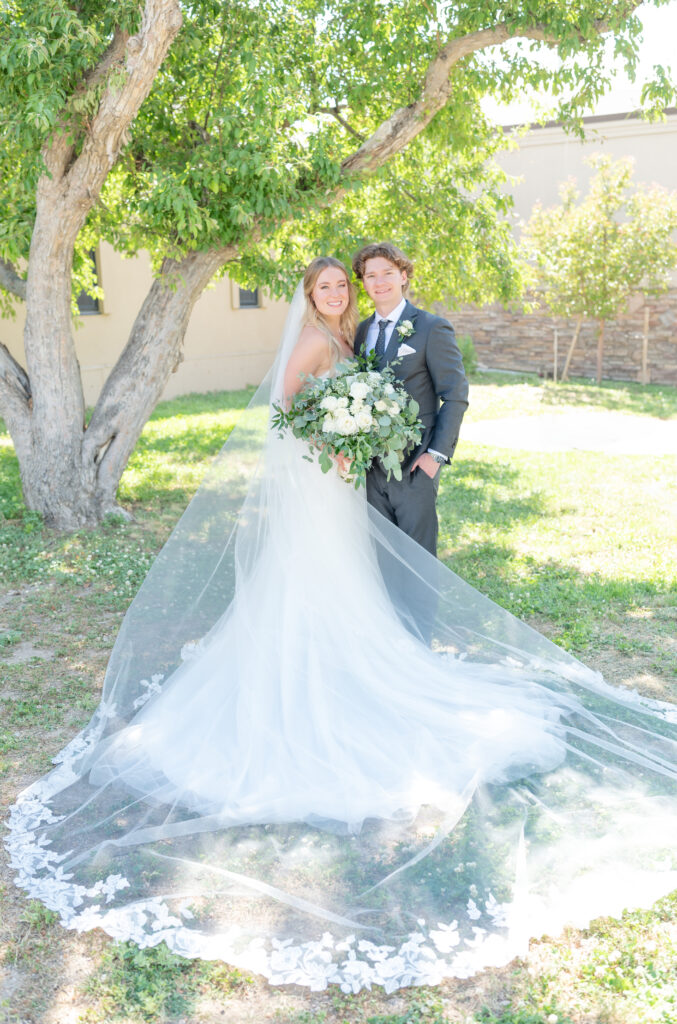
[282,327,331,404]
[282,328,351,476]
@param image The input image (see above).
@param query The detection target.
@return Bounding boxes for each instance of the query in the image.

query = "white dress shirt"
[365,297,408,355]
[365,297,446,464]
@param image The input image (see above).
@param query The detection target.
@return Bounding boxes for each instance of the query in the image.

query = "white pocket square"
[397,343,416,357]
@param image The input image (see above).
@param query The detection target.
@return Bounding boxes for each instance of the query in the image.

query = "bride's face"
[312,267,350,318]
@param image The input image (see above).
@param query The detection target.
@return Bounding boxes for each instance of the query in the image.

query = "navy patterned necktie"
[375,318,389,359]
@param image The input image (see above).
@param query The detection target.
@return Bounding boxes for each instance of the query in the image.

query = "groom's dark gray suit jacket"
[354,299,469,468]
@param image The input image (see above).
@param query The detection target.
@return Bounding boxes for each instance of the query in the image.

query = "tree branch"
[0,341,32,434]
[42,0,182,191]
[83,245,235,493]
[317,106,366,143]
[341,12,641,175]
[65,0,183,189]
[0,259,27,301]
[78,26,130,97]
[23,0,184,466]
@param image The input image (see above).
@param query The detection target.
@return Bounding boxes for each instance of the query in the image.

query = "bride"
[6,257,677,994]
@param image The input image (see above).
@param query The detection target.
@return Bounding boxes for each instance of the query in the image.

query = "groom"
[352,242,469,558]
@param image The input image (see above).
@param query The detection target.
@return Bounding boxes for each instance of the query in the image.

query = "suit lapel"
[383,299,419,365]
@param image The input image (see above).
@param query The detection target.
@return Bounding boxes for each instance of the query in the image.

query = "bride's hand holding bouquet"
[272,353,423,489]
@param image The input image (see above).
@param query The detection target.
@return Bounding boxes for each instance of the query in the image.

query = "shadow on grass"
[537,379,677,418]
[437,456,549,537]
[147,387,257,422]
[437,455,675,657]
[470,372,677,419]
[443,541,674,652]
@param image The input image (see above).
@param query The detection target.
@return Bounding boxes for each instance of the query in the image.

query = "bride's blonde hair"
[303,257,359,364]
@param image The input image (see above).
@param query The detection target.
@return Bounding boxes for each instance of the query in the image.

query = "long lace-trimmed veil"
[6,283,677,992]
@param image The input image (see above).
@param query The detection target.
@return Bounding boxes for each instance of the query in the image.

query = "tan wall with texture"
[1,241,288,406]
[499,110,677,224]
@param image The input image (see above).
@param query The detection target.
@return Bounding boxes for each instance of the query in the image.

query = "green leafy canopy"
[1,0,675,308]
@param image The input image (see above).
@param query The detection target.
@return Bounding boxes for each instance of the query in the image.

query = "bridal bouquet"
[271,357,423,488]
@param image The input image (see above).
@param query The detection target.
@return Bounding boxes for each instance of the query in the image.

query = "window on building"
[76,250,101,315]
[238,287,260,309]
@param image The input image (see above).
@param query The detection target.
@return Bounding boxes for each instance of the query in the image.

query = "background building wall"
[1,241,288,405]
[446,109,677,383]
[500,109,677,221]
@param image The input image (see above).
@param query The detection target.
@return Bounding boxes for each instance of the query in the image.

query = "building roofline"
[503,106,677,132]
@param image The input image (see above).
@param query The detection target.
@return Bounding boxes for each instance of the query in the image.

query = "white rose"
[320,395,339,411]
[349,381,370,401]
[336,396,349,408]
[374,399,388,412]
[368,371,381,383]
[356,409,374,430]
[383,383,395,395]
[335,413,358,435]
[389,401,400,414]
[322,415,336,432]
[350,399,363,414]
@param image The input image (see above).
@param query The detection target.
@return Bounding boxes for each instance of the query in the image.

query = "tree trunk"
[0,0,183,529]
[561,314,583,381]
[15,248,229,529]
[82,249,233,512]
[596,319,605,384]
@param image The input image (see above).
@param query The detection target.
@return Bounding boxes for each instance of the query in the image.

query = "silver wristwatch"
[427,451,446,464]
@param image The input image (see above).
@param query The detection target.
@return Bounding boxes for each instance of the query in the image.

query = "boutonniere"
[396,320,415,339]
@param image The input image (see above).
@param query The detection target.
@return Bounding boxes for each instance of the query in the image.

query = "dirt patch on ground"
[0,641,56,665]
[529,598,677,704]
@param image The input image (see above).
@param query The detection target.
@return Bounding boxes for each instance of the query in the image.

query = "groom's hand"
[410,453,440,479]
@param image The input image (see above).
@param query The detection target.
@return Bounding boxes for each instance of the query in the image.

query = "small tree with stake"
[522,154,677,384]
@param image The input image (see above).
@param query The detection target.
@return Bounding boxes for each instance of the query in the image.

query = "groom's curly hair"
[352,242,414,293]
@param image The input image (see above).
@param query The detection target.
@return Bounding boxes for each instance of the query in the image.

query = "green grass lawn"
[1,373,677,1024]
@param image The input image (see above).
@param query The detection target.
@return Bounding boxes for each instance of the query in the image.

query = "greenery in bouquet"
[271,354,423,488]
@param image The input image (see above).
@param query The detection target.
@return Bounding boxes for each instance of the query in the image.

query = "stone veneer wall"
[446,288,677,385]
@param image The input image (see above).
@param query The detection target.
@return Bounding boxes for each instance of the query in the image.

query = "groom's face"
[361,257,407,311]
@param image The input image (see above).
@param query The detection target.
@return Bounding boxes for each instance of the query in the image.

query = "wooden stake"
[561,314,583,381]
[596,319,605,384]
[641,303,650,384]
[553,326,558,382]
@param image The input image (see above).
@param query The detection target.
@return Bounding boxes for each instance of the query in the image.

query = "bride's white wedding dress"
[6,290,677,993]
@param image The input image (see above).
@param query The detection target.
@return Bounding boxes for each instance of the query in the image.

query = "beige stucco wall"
[499,109,677,224]
[1,241,288,406]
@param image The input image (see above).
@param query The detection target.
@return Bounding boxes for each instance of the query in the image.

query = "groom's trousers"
[366,463,441,644]
[366,462,440,558]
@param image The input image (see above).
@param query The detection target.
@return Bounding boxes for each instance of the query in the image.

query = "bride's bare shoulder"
[288,325,332,368]
[284,326,333,393]
[296,324,331,351]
